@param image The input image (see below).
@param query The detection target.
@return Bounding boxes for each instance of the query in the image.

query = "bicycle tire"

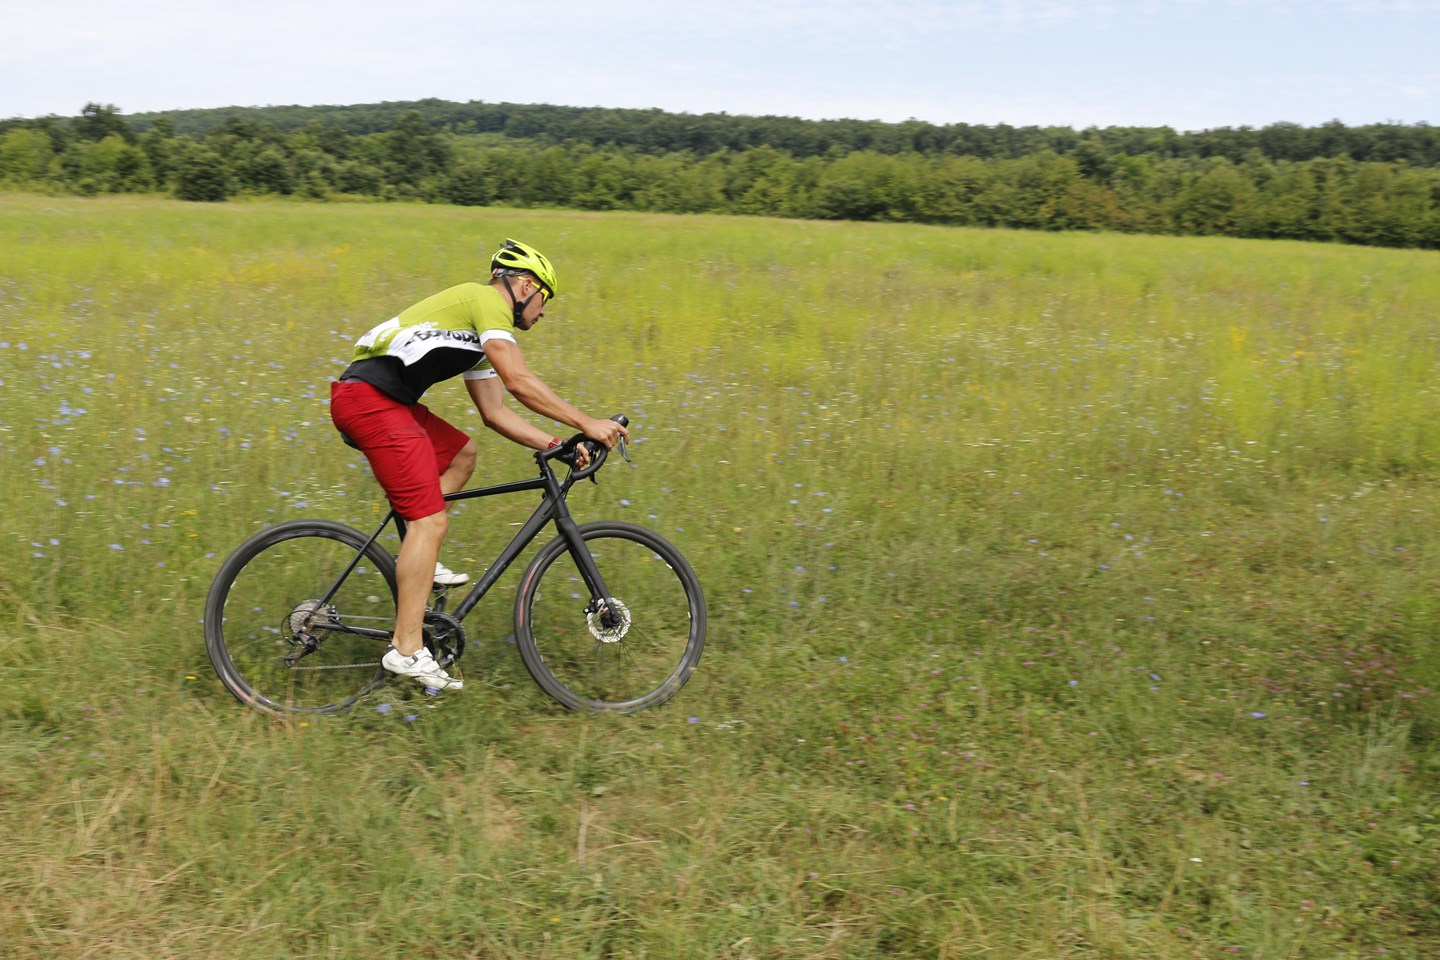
[514,521,705,712]
[204,520,398,716]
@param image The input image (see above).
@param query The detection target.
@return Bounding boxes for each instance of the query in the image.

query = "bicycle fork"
[553,514,623,628]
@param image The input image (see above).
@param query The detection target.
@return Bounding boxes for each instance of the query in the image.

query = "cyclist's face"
[516,277,547,329]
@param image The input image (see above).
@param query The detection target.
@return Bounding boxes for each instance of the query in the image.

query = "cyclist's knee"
[407,510,449,540]
[445,441,477,485]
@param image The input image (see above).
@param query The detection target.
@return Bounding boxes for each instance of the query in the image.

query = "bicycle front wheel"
[515,521,706,713]
[204,520,398,716]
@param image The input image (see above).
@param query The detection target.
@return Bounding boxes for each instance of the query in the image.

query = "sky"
[3,0,1437,132]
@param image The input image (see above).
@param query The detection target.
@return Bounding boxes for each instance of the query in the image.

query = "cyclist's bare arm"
[468,376,556,449]
[471,340,629,449]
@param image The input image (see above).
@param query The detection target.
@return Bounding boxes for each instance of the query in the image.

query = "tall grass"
[1,193,1437,959]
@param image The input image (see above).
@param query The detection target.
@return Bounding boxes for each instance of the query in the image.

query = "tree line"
[3,102,1439,250]
[112,99,1440,168]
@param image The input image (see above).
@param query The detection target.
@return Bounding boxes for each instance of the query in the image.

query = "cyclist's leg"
[438,439,477,494]
[392,509,447,655]
[415,409,475,586]
[386,507,464,688]
[331,383,462,662]
[410,401,474,495]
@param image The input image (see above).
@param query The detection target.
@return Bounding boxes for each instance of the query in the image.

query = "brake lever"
[582,436,630,484]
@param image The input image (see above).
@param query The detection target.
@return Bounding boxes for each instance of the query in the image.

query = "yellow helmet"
[490,238,558,299]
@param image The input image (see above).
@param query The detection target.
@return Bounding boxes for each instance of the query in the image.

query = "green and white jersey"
[341,282,516,404]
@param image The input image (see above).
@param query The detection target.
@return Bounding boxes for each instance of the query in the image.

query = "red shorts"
[330,380,470,520]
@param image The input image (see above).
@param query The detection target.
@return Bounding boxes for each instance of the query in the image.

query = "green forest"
[4,99,1440,249]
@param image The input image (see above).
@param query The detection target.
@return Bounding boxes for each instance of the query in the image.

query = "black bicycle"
[204,416,705,716]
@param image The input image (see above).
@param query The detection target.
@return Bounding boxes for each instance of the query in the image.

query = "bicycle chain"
[289,660,381,671]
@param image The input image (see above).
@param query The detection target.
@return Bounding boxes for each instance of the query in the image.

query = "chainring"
[423,610,467,667]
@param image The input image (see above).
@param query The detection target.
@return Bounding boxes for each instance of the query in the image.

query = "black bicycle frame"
[310,450,615,641]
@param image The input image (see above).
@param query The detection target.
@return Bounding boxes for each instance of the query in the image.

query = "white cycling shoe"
[434,561,470,587]
[382,646,463,691]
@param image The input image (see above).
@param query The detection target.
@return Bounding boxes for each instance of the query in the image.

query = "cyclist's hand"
[582,417,629,450]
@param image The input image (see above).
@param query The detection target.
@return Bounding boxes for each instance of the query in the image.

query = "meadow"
[1,192,1438,959]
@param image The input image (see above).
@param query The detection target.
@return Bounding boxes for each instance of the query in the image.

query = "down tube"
[449,497,556,621]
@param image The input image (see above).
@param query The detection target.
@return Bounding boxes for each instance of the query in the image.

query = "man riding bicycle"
[330,239,628,692]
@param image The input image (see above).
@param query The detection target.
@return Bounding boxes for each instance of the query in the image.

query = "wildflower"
[376,703,392,714]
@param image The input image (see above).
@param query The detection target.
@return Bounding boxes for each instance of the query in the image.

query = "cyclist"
[330,239,628,692]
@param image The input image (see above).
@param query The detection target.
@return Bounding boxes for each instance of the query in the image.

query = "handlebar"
[536,414,629,483]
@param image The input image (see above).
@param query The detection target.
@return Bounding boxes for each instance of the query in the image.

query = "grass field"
[2,192,1438,959]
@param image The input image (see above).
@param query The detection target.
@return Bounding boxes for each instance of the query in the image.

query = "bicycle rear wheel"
[515,521,705,712]
[204,520,397,716]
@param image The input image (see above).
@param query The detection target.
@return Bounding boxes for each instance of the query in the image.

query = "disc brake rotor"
[586,598,631,643]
